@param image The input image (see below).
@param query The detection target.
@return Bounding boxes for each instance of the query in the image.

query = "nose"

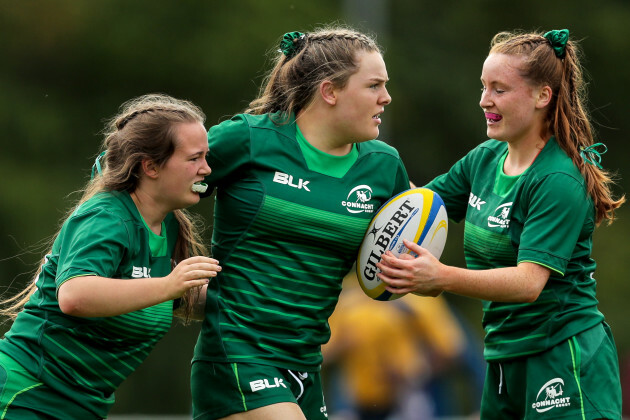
[380,87,392,106]
[200,156,212,176]
[479,88,491,109]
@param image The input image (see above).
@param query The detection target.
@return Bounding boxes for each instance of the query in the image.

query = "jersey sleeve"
[424,155,472,223]
[393,156,411,195]
[517,173,592,275]
[202,114,252,195]
[55,208,129,289]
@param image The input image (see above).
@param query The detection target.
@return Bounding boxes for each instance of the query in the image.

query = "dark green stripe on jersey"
[194,113,410,371]
[0,191,177,418]
[426,137,603,361]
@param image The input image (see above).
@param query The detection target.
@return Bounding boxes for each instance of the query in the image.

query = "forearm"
[378,242,550,303]
[57,257,218,318]
[438,263,548,303]
[58,276,170,317]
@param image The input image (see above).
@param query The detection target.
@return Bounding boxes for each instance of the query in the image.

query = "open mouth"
[485,112,502,123]
[191,182,208,193]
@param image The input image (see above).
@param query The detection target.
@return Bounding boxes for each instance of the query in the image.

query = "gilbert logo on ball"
[356,188,448,301]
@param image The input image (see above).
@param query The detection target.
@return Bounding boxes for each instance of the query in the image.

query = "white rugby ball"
[356,188,448,301]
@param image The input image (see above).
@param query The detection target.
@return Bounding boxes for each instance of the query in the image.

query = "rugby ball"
[356,188,448,301]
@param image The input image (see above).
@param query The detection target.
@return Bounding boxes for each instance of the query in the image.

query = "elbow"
[515,263,550,303]
[58,294,85,317]
[520,282,546,303]
[57,283,89,317]
[521,290,542,303]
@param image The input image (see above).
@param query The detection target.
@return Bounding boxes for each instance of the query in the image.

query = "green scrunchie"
[279,31,305,58]
[543,29,569,58]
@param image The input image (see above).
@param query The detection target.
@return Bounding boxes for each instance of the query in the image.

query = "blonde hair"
[246,25,381,119]
[1,94,208,323]
[490,31,624,224]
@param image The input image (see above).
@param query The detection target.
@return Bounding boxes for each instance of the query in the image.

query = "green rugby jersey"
[0,191,178,418]
[194,113,409,371]
[426,137,604,361]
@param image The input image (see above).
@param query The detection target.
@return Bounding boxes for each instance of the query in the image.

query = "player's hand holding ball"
[377,239,444,297]
[355,188,447,301]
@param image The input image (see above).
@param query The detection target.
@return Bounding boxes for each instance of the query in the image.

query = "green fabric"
[425,137,603,361]
[493,150,522,196]
[480,323,621,419]
[139,216,168,257]
[195,112,410,371]
[0,191,177,418]
[191,361,327,419]
[544,29,569,58]
[279,31,305,57]
[295,125,358,178]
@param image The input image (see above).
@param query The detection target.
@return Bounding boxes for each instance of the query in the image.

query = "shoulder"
[57,192,137,247]
[528,139,585,186]
[449,139,506,170]
[68,191,140,234]
[209,113,295,142]
[472,139,507,159]
[357,139,402,159]
[72,192,132,220]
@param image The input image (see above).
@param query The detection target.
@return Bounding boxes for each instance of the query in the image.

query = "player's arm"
[58,256,219,317]
[377,239,550,302]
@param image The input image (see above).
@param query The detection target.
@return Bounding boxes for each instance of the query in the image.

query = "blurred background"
[1,0,629,418]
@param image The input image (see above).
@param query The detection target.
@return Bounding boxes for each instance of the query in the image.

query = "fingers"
[379,251,402,267]
[175,258,222,277]
[183,278,212,289]
[172,258,222,287]
[402,238,424,254]
[182,256,220,265]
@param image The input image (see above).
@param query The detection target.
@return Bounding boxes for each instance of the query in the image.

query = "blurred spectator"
[323,276,481,419]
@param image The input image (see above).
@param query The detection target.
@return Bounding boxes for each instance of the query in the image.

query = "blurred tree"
[1,0,629,415]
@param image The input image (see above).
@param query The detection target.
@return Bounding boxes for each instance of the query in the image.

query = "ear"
[141,159,159,179]
[536,85,553,109]
[320,80,337,106]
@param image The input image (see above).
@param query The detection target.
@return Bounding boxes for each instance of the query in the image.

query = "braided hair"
[490,31,624,224]
[1,94,208,322]
[245,26,381,118]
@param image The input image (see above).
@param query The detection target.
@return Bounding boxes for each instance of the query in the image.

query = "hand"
[376,239,443,297]
[162,256,221,300]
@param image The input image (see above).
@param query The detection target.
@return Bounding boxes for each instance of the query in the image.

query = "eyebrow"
[187,150,207,158]
[369,77,389,83]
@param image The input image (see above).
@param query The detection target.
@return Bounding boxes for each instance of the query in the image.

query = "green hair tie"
[580,143,607,169]
[91,150,106,179]
[543,29,569,58]
[279,31,305,58]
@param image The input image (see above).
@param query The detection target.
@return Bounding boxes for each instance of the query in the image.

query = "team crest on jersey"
[487,202,512,228]
[342,185,375,214]
[132,266,151,278]
[532,378,571,413]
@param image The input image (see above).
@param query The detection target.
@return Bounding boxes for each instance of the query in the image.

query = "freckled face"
[480,53,547,144]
